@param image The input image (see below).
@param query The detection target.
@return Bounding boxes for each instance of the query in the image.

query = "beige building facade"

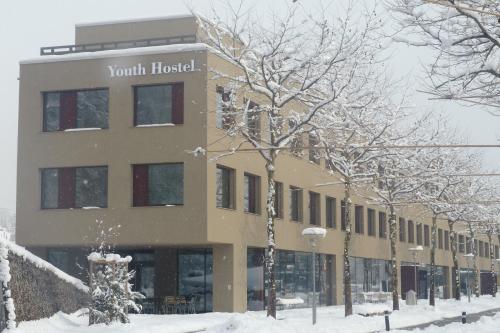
[17,15,499,313]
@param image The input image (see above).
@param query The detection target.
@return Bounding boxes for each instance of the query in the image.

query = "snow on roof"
[3,240,88,293]
[301,227,327,238]
[75,14,195,28]
[20,43,210,65]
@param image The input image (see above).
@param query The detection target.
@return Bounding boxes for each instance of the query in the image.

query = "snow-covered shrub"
[88,253,144,325]
[0,241,15,329]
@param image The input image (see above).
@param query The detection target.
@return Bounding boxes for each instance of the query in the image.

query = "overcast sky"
[0,0,498,211]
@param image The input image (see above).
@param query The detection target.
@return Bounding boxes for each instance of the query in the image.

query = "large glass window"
[216,165,235,209]
[349,256,392,304]
[48,249,69,272]
[134,83,183,125]
[41,166,107,209]
[244,173,260,214]
[326,196,336,229]
[309,191,320,225]
[247,248,334,310]
[43,89,108,132]
[290,186,303,222]
[133,163,183,206]
[178,249,213,313]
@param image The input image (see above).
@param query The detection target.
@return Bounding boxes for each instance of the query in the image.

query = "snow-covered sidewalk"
[6,295,500,333]
[393,312,500,333]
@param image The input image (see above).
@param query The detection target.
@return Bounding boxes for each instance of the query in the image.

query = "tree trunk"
[389,204,399,310]
[343,180,353,317]
[468,227,480,298]
[487,233,496,297]
[448,221,460,300]
[429,214,437,306]
[265,158,277,318]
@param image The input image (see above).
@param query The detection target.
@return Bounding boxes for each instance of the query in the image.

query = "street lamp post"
[302,227,327,325]
[464,253,474,303]
[408,246,424,302]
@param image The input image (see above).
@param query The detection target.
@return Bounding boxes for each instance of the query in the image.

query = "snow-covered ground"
[6,295,500,333]
[393,312,500,333]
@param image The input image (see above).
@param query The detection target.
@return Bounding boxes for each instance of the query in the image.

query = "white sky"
[0,0,498,211]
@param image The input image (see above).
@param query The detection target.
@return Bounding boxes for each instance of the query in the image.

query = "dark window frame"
[444,230,450,250]
[354,205,364,234]
[133,82,184,126]
[244,172,261,214]
[132,162,184,207]
[367,208,376,236]
[308,191,320,226]
[42,88,109,132]
[408,220,415,243]
[274,181,284,219]
[290,185,303,222]
[416,223,423,246]
[325,196,336,229]
[438,228,443,249]
[216,165,235,210]
[399,218,406,242]
[40,166,108,209]
[378,212,387,238]
[215,86,235,130]
[423,224,430,247]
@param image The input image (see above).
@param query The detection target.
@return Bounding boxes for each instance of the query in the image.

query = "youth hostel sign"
[107,59,195,78]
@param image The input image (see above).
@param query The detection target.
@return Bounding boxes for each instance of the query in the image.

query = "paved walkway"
[388,307,500,331]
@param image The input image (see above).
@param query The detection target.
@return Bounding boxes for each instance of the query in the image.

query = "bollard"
[462,312,466,324]
[384,310,390,331]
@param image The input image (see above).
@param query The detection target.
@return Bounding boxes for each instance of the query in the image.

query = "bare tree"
[388,0,500,112]
[195,1,386,318]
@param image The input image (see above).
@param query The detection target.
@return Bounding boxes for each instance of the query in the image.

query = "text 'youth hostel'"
[16,15,500,314]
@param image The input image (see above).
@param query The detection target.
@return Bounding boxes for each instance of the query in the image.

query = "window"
[215,86,234,129]
[340,200,346,231]
[134,83,183,126]
[495,245,499,259]
[43,89,108,131]
[416,223,423,246]
[444,230,450,250]
[48,250,69,272]
[41,166,107,209]
[244,173,261,214]
[367,209,376,236]
[479,241,484,257]
[290,186,303,222]
[378,212,387,238]
[246,101,261,141]
[408,220,415,243]
[474,240,478,254]
[354,205,364,234]
[325,197,336,228]
[274,182,284,219]
[466,237,471,253]
[458,235,465,253]
[485,243,490,258]
[133,163,183,206]
[216,165,235,209]
[308,133,320,164]
[424,225,430,247]
[309,192,320,225]
[289,119,303,156]
[438,229,443,249]
[399,218,406,242]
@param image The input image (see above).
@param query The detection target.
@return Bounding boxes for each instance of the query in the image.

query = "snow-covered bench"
[277,297,304,310]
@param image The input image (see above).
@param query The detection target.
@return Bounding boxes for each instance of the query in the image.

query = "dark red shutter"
[60,91,77,130]
[133,165,149,206]
[58,168,75,208]
[171,83,184,124]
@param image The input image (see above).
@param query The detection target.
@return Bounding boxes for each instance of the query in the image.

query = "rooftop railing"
[40,35,197,56]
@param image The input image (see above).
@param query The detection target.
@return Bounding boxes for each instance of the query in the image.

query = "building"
[16,15,500,313]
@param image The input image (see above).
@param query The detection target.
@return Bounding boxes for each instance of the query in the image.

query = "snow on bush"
[88,252,144,325]
[0,241,16,329]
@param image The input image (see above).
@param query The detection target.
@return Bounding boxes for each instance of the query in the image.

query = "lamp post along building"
[17,15,500,313]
